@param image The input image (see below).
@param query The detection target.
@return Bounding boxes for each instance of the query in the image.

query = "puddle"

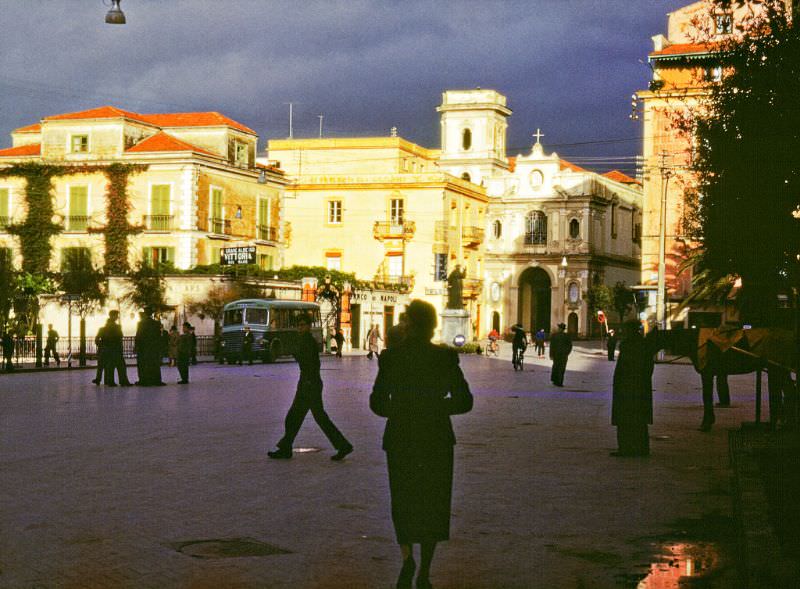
[633,542,719,588]
[172,537,291,559]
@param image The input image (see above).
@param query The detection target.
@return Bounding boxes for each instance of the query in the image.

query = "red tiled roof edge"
[13,123,41,134]
[559,159,587,173]
[125,132,219,157]
[602,169,640,185]
[0,143,41,157]
[650,42,718,57]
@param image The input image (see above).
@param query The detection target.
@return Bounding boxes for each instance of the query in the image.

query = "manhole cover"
[172,538,291,559]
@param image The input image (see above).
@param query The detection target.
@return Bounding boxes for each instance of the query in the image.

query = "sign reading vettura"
[220,246,256,265]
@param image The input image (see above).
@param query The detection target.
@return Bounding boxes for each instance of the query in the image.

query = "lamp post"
[656,151,672,332]
[559,256,568,327]
[104,0,126,24]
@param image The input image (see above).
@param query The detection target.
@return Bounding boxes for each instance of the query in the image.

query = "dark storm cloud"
[0,0,691,170]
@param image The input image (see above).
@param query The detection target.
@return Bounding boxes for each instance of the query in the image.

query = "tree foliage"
[123,262,169,314]
[12,272,56,335]
[680,0,800,325]
[0,253,16,330]
[587,284,614,316]
[612,282,634,323]
[58,252,107,319]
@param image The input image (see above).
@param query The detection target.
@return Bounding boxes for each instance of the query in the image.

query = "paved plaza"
[0,344,759,588]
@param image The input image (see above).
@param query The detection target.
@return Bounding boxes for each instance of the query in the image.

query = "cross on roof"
[532,128,545,144]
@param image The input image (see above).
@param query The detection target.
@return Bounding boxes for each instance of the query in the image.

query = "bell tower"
[437,88,512,185]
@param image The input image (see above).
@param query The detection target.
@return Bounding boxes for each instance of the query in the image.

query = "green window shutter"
[142,247,153,266]
[259,198,269,225]
[166,247,175,265]
[211,188,223,219]
[151,185,170,216]
[70,186,88,216]
[0,188,8,218]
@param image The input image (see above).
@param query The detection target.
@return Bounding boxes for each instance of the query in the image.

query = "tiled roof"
[141,112,255,135]
[13,123,41,134]
[559,160,587,173]
[42,106,255,135]
[125,132,218,157]
[0,143,41,157]
[650,42,717,58]
[603,170,640,185]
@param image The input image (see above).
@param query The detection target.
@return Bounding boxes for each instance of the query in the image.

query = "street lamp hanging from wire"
[105,0,126,24]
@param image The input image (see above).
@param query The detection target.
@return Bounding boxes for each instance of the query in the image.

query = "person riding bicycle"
[487,329,500,355]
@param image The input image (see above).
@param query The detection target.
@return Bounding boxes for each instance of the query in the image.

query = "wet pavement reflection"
[637,542,718,588]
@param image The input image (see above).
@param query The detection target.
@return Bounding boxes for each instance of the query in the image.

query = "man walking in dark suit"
[44,324,60,366]
[549,323,573,387]
[176,322,193,384]
[102,310,131,386]
[268,313,353,461]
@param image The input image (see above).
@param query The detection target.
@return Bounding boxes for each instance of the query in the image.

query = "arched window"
[529,170,544,189]
[461,172,471,182]
[568,282,580,303]
[492,219,502,239]
[462,128,472,151]
[524,211,547,245]
[569,218,580,239]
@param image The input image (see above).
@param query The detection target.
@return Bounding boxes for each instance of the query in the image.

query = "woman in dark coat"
[370,300,473,589]
[611,321,655,457]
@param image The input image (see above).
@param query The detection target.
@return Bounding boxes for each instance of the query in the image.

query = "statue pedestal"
[440,309,471,346]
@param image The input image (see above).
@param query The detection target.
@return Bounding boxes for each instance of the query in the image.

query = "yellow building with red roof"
[0,105,286,272]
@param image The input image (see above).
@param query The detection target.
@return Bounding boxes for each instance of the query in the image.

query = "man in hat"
[549,323,572,387]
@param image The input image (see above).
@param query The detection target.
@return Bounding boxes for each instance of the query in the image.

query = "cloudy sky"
[0,1,691,174]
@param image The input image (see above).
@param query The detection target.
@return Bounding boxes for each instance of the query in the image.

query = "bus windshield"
[223,308,243,326]
[246,307,268,325]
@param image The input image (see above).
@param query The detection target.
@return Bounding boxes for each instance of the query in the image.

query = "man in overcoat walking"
[268,313,352,461]
[549,323,572,387]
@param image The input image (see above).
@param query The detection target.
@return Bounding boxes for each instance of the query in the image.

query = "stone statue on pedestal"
[446,265,467,310]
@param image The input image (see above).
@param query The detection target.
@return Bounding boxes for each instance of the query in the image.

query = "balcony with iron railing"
[65,215,90,232]
[144,214,174,231]
[373,220,416,240]
[257,225,278,242]
[209,217,232,236]
[462,225,485,246]
[373,273,413,290]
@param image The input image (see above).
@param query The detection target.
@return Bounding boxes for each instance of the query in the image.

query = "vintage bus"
[220,299,322,363]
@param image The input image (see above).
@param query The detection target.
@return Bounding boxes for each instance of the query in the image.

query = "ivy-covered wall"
[0,162,147,275]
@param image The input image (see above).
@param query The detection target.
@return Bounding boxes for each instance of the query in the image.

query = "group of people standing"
[92,309,197,386]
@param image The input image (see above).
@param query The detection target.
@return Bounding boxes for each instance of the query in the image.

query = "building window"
[524,211,547,245]
[327,200,342,224]
[149,184,172,230]
[611,203,618,238]
[67,186,89,231]
[715,13,733,35]
[0,247,11,266]
[258,198,273,240]
[462,128,472,151]
[0,187,9,230]
[492,219,502,239]
[70,134,88,153]
[530,170,544,189]
[569,218,580,239]
[326,252,341,271]
[568,282,580,304]
[60,247,91,271]
[258,253,273,271]
[210,245,221,265]
[143,246,174,267]
[434,252,448,281]
[390,198,404,225]
[461,172,471,182]
[210,187,225,234]
[235,141,249,166]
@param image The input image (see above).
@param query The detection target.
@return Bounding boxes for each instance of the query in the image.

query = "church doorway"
[517,267,551,334]
[492,311,500,332]
[567,312,579,336]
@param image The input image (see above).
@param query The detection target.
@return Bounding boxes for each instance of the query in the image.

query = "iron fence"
[5,335,217,364]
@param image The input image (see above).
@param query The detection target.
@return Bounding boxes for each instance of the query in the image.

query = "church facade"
[435,90,643,338]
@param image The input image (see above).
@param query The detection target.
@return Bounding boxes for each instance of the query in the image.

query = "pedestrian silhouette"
[1,330,14,371]
[44,324,60,366]
[370,299,473,589]
[607,329,618,361]
[99,311,131,386]
[534,328,546,358]
[511,324,527,371]
[611,321,655,457]
[366,324,382,359]
[549,323,572,387]
[240,325,254,365]
[176,322,193,384]
[268,313,353,461]
[135,310,165,386]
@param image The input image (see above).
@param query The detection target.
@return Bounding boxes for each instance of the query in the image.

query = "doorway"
[517,267,552,333]
[350,304,361,348]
